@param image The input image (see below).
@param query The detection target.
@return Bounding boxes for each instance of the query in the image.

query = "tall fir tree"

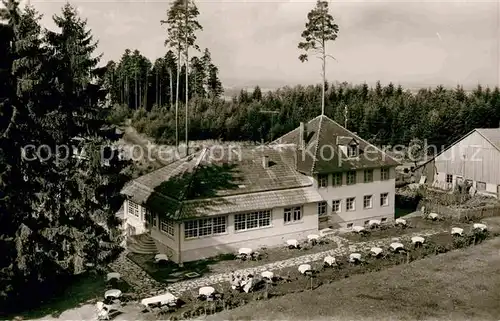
[298,0,339,115]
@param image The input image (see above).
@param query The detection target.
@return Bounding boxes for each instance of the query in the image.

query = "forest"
[124,82,500,150]
[1,0,500,315]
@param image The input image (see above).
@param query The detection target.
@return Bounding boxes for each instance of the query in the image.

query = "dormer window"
[337,136,359,158]
[347,144,359,158]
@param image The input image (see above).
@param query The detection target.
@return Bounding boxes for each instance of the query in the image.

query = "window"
[347,171,356,185]
[332,200,341,213]
[128,201,139,217]
[346,197,355,211]
[364,169,373,183]
[381,168,389,180]
[477,181,486,191]
[184,216,227,239]
[380,193,389,207]
[347,145,358,158]
[234,210,271,231]
[446,174,453,184]
[363,195,373,209]
[332,173,342,186]
[284,206,302,223]
[347,223,353,228]
[317,201,327,216]
[160,218,175,237]
[381,218,387,222]
[318,174,328,188]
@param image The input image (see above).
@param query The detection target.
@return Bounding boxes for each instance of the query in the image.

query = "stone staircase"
[127,233,158,254]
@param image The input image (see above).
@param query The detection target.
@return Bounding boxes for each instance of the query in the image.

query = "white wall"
[435,171,499,198]
[151,221,180,262]
[124,199,147,235]
[312,167,396,227]
[164,203,319,262]
[434,131,500,186]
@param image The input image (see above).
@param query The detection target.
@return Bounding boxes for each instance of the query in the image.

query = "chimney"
[262,155,269,169]
[299,122,306,149]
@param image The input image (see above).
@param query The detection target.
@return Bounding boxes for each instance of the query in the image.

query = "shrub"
[107,104,131,125]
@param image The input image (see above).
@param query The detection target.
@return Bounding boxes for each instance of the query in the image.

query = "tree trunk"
[185,0,189,157]
[169,68,173,110]
[120,76,124,105]
[175,48,181,150]
[156,68,159,107]
[139,78,142,109]
[159,76,162,108]
[321,47,326,116]
[134,70,138,110]
[144,69,148,109]
[185,48,189,157]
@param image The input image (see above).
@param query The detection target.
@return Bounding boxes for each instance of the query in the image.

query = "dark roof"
[271,115,400,175]
[121,144,321,219]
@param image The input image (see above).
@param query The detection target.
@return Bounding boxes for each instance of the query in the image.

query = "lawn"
[9,272,125,319]
[205,236,500,321]
[128,239,338,283]
[136,219,496,320]
[8,270,132,320]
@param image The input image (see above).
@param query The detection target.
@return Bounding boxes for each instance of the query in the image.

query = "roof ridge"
[130,148,203,184]
[474,129,500,153]
[311,115,324,174]
[323,115,400,164]
[131,181,181,203]
[182,185,316,203]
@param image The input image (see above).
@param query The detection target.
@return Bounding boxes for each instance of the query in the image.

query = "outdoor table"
[154,254,169,263]
[352,226,365,233]
[106,272,121,282]
[370,247,383,256]
[140,292,177,307]
[104,289,122,299]
[238,248,253,256]
[199,286,215,297]
[307,234,319,241]
[286,239,298,248]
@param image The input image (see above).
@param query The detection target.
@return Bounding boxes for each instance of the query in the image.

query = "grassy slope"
[206,237,500,321]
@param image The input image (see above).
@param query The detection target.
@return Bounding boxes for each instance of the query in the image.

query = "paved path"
[109,251,164,295]
[166,230,443,296]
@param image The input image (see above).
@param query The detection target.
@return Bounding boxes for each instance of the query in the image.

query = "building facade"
[418,128,500,198]
[121,115,399,263]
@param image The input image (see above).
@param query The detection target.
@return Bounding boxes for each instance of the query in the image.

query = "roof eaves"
[414,128,477,170]
[132,181,181,203]
[310,115,324,174]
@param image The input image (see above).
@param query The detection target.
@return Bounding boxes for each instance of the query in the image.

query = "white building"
[417,128,500,198]
[120,115,399,263]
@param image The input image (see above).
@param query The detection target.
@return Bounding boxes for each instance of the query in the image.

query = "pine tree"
[0,1,64,308]
[298,0,339,115]
[161,0,202,151]
[41,3,128,274]
[207,63,222,98]
[252,85,262,101]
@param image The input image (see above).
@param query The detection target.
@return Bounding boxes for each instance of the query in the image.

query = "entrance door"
[126,224,136,236]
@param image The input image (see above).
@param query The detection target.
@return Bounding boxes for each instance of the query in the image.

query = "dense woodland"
[122,82,500,150]
[1,0,500,315]
[0,0,130,312]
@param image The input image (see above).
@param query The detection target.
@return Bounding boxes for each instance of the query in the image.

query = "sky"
[14,0,500,89]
